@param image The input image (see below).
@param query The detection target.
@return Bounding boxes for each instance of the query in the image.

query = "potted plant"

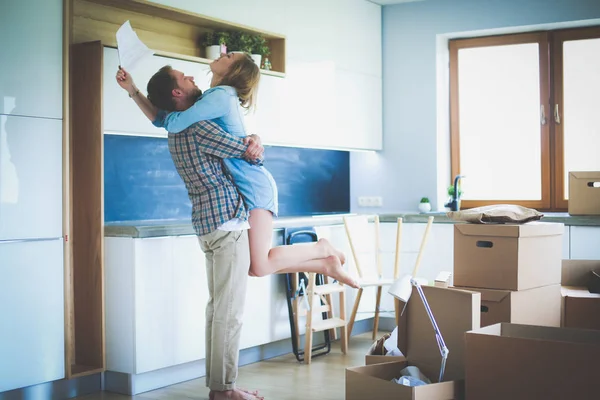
[216,31,229,54]
[418,197,431,213]
[202,31,221,60]
[228,31,253,54]
[250,35,270,68]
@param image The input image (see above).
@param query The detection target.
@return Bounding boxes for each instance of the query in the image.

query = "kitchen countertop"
[104,212,600,238]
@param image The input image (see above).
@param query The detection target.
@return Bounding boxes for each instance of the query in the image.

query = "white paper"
[383,325,399,353]
[116,20,154,72]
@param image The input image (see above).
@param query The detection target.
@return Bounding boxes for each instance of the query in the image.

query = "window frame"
[551,26,600,210]
[449,32,552,210]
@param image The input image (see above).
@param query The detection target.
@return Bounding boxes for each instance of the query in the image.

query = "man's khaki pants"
[198,228,250,392]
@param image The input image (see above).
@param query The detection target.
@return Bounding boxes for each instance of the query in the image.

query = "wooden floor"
[75,332,383,400]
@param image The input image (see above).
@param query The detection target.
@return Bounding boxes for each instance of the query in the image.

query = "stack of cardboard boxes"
[452,221,564,328]
[451,219,600,399]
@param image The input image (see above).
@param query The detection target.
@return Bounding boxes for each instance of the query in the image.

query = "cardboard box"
[568,171,600,215]
[346,286,480,400]
[465,323,600,400]
[453,222,563,290]
[365,354,405,366]
[561,259,600,330]
[456,284,561,328]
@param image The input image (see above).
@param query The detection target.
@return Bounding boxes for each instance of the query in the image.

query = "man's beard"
[191,87,202,101]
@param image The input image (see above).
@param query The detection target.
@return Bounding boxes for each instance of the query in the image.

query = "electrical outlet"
[358,196,383,207]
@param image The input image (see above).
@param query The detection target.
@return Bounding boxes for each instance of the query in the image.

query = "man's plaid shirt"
[167,119,260,236]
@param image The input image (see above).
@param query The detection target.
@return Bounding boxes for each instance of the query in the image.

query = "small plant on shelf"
[202,31,230,60]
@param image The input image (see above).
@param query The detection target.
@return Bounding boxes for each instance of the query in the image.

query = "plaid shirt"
[167,119,261,236]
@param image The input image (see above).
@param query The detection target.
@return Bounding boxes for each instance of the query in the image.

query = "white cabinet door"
[103,47,212,137]
[570,226,600,260]
[562,226,570,260]
[0,115,62,240]
[172,236,206,363]
[104,237,136,374]
[134,237,175,373]
[249,74,288,146]
[0,0,62,120]
[0,239,64,392]
[333,70,382,151]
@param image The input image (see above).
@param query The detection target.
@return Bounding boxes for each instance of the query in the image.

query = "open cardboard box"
[347,286,480,400]
[455,284,561,327]
[453,222,563,290]
[465,323,600,400]
[562,259,600,330]
[568,171,600,215]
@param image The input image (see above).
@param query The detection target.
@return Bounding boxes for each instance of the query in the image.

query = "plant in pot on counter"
[418,197,431,213]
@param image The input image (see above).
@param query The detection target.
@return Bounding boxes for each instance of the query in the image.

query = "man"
[116,66,264,400]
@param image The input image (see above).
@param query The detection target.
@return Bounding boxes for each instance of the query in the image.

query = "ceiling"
[367,0,425,5]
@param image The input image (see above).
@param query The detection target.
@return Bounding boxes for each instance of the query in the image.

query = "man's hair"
[147,65,177,111]
[219,53,260,111]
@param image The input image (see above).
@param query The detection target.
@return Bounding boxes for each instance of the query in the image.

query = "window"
[449,27,600,211]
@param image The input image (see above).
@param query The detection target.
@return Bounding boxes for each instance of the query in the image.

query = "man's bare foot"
[211,389,263,400]
[210,389,261,400]
[324,255,359,288]
[317,238,347,265]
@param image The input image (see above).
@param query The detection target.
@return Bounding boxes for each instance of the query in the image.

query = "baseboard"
[105,317,386,396]
[0,373,101,400]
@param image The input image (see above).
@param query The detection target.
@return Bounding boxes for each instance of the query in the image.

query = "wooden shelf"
[65,40,106,379]
[72,0,286,75]
[104,46,286,78]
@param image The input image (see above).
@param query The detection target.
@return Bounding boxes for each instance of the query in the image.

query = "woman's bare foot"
[324,255,359,288]
[317,238,347,265]
[211,389,263,400]
[210,389,261,400]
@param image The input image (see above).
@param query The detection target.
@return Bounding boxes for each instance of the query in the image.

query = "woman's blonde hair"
[218,52,260,111]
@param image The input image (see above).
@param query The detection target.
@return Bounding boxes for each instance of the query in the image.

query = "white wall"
[351,0,600,213]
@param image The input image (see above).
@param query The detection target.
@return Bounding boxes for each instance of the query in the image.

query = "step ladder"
[283,227,348,364]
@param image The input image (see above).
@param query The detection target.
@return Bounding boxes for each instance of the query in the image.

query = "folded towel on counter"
[447,204,543,224]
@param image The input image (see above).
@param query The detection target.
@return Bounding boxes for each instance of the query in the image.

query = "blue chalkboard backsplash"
[104,135,350,223]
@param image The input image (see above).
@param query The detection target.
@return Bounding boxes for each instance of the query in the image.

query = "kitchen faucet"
[445,175,465,211]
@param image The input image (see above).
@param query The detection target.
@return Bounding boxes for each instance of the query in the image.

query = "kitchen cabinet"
[0,239,64,392]
[0,0,63,120]
[0,115,62,241]
[570,226,600,260]
[134,237,176,373]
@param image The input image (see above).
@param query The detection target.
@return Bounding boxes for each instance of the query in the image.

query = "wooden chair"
[343,215,404,341]
[303,273,348,364]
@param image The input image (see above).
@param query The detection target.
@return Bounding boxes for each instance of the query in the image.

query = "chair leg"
[347,288,363,341]
[324,276,338,340]
[373,286,383,340]
[339,288,348,354]
[304,273,316,364]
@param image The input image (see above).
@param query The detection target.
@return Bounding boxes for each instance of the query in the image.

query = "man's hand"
[115,67,137,96]
[243,134,264,161]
